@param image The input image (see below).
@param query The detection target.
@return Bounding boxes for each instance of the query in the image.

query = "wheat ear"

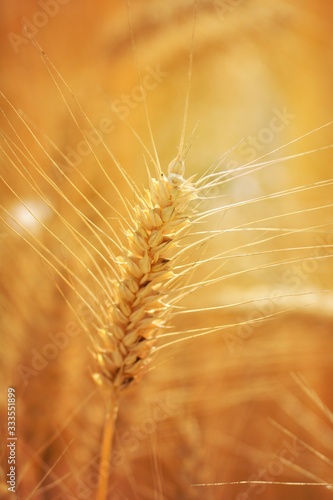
[94,156,197,499]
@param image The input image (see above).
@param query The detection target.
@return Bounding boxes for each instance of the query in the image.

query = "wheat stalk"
[93,156,200,498]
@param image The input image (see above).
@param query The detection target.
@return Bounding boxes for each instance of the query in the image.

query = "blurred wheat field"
[1,1,333,499]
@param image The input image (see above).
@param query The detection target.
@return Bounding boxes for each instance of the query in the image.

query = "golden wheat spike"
[92,159,197,392]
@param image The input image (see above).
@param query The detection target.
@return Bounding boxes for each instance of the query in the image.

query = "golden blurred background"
[1,1,333,498]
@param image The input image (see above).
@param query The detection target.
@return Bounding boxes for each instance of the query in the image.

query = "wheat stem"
[96,394,119,500]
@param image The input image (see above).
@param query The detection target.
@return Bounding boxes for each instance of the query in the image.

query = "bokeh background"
[1,1,333,498]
